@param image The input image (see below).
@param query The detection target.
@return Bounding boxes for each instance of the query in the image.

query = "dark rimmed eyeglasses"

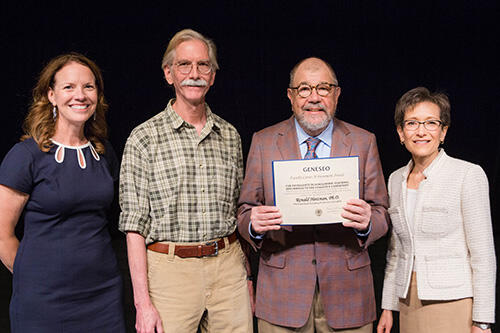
[289,83,338,98]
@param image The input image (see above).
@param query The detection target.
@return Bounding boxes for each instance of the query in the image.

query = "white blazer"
[381,150,496,323]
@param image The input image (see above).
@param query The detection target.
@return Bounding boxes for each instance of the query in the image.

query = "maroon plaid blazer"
[238,117,389,329]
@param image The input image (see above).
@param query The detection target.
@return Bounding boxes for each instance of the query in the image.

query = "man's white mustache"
[181,79,208,87]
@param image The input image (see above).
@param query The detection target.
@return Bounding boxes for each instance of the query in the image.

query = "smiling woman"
[22,53,109,154]
[396,101,448,171]
[48,62,98,128]
[377,87,496,333]
[0,53,125,332]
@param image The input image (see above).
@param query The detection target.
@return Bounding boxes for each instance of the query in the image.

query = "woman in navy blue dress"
[0,53,125,332]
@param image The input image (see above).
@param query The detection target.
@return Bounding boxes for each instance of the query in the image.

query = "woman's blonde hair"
[22,52,109,153]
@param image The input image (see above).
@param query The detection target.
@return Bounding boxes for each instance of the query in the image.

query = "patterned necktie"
[304,137,320,159]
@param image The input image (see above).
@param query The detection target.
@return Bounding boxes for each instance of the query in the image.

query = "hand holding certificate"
[250,206,282,234]
[272,156,359,225]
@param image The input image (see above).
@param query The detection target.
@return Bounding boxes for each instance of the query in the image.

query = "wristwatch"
[472,321,491,330]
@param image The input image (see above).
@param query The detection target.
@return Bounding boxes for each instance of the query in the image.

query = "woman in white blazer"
[377,87,496,333]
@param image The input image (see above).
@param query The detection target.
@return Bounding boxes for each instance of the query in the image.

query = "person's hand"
[135,302,164,333]
[250,206,282,234]
[377,309,393,333]
[341,198,371,232]
[472,325,491,333]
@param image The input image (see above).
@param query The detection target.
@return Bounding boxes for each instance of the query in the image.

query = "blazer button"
[312,259,317,265]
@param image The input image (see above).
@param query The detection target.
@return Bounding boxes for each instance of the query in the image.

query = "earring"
[400,141,404,145]
[93,112,97,121]
[440,140,444,145]
[52,105,57,120]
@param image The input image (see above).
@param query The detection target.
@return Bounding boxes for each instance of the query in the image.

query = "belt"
[147,232,237,258]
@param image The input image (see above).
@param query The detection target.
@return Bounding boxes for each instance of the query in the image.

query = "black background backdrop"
[1,1,499,332]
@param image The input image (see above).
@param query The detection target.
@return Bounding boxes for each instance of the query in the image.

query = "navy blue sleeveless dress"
[0,138,125,332]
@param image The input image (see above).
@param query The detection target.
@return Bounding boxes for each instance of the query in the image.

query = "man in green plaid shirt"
[119,29,253,333]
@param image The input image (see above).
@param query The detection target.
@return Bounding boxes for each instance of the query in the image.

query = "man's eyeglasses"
[175,61,212,75]
[403,119,443,131]
[289,83,338,98]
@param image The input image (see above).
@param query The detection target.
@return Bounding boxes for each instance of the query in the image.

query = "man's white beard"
[295,112,331,134]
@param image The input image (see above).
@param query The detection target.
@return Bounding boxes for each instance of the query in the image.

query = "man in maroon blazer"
[237,57,389,332]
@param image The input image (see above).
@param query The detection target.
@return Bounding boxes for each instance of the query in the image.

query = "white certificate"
[272,156,359,225]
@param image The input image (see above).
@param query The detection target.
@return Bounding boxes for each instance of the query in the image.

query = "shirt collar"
[294,118,333,148]
[401,148,447,179]
[165,98,221,133]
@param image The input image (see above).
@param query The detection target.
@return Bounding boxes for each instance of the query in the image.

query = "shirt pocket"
[212,159,238,203]
[425,255,465,288]
[150,156,177,202]
[420,206,449,234]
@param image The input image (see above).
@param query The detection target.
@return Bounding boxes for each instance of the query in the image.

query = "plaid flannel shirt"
[119,100,243,244]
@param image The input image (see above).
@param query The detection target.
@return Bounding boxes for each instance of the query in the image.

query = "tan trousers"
[147,238,253,333]
[258,283,373,333]
[399,272,472,333]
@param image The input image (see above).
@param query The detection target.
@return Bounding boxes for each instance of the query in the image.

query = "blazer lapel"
[399,161,413,237]
[276,117,301,160]
[276,117,300,232]
[330,118,352,157]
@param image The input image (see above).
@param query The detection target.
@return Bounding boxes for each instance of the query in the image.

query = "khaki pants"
[147,238,253,333]
[258,283,372,333]
[399,272,472,333]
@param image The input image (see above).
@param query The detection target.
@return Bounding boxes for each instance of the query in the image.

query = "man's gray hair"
[161,29,219,71]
